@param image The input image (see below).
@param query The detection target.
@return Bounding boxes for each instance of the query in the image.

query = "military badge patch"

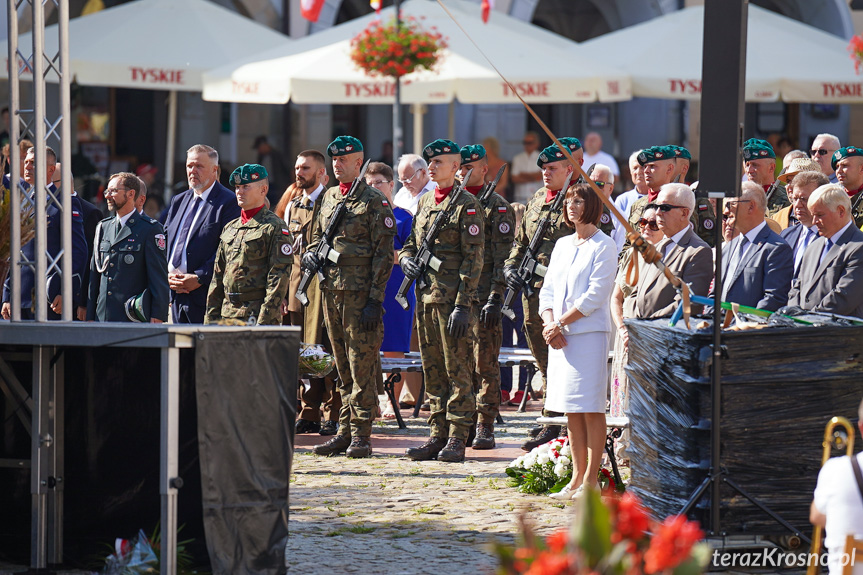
[600,213,611,224]
[382,199,389,206]
[281,243,293,256]
[466,208,476,215]
[703,218,714,230]
[155,234,166,250]
[124,254,135,264]
[499,222,510,234]
[384,216,394,228]
[282,228,291,236]
[468,224,480,236]
[497,206,507,213]
[251,173,259,180]
[234,174,241,184]
[330,144,338,155]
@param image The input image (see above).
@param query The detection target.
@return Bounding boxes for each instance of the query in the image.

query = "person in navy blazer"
[712,182,793,312]
[163,144,241,323]
[1,147,87,320]
[789,184,863,318]
[779,171,830,280]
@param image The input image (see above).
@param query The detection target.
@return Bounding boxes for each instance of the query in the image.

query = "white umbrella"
[579,4,863,102]
[5,0,291,192]
[202,0,632,105]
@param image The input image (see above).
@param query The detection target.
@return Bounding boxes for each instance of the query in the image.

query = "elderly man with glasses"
[622,183,713,320]
[589,163,619,249]
[810,133,841,184]
[394,154,435,215]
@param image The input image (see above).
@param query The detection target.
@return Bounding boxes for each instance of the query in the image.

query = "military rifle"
[394,168,473,311]
[500,170,574,321]
[477,164,507,208]
[295,159,370,307]
[764,168,786,207]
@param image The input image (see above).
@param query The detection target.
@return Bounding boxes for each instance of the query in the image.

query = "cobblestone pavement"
[287,402,579,575]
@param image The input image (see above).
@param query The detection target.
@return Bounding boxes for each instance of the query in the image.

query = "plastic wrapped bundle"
[625,318,863,535]
[298,343,335,378]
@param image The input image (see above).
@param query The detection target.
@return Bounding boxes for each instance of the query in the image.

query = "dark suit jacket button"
[107,291,112,295]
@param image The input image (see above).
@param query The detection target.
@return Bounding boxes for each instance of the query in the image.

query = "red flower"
[545,529,569,554]
[524,552,571,575]
[611,492,650,543]
[643,515,704,574]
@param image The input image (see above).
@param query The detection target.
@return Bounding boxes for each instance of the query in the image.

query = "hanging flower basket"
[848,34,863,74]
[350,15,447,78]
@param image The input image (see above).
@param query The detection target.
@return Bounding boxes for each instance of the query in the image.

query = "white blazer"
[539,231,617,335]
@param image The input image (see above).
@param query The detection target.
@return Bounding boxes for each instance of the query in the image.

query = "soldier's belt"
[335,256,372,266]
[438,259,463,270]
[227,289,266,305]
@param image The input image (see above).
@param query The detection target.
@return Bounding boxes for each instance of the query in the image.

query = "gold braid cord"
[436,0,692,328]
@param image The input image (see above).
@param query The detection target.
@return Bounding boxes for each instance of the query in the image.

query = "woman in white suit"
[539,183,618,499]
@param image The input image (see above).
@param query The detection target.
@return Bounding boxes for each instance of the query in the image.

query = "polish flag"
[481,0,494,23]
[300,0,326,22]
[370,0,381,14]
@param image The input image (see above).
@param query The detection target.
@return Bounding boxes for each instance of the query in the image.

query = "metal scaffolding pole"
[8,0,73,323]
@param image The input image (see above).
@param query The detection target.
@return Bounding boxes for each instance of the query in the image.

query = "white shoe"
[549,484,577,499]
[569,485,586,499]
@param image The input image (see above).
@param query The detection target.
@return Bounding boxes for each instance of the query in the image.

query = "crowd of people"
[3,130,863,495]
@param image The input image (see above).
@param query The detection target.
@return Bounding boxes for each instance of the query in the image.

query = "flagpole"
[393,0,402,166]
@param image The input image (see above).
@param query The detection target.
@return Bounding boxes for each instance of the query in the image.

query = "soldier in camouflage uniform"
[303,136,396,459]
[589,164,617,238]
[401,139,485,463]
[504,138,582,451]
[832,146,863,229]
[458,144,514,450]
[628,146,717,247]
[205,164,293,326]
[742,138,790,217]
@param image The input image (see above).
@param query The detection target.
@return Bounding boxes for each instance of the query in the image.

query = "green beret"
[832,146,863,170]
[742,138,775,160]
[460,144,486,164]
[670,145,691,160]
[422,139,460,162]
[558,137,582,153]
[537,144,568,168]
[230,163,268,186]
[636,146,675,166]
[327,135,363,157]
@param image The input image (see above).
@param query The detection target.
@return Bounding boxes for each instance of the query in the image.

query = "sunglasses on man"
[810,148,834,157]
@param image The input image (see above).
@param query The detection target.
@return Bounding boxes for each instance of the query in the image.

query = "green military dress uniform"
[205,207,293,325]
[466,163,515,430]
[401,179,485,443]
[504,186,573,399]
[307,178,396,440]
[87,212,170,322]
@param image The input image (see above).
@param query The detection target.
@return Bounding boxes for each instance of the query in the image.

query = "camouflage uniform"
[628,192,717,247]
[471,191,515,425]
[851,190,863,229]
[308,181,395,438]
[402,189,485,442]
[504,187,573,405]
[205,208,293,325]
[764,181,790,217]
[599,205,615,238]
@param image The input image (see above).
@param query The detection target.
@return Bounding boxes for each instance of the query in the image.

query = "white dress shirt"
[394,179,434,215]
[168,181,215,274]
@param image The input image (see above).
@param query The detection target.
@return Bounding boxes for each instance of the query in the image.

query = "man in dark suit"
[1,146,88,320]
[780,170,829,279]
[623,183,713,319]
[789,184,863,318]
[87,172,169,323]
[714,182,793,311]
[163,144,240,323]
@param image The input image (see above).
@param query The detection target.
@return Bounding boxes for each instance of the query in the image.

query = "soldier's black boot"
[520,425,561,451]
[438,437,466,462]
[405,437,447,461]
[346,436,372,458]
[313,434,351,456]
[472,423,495,450]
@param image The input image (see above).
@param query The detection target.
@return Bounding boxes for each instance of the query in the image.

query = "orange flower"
[524,551,571,575]
[612,492,650,543]
[546,529,569,554]
[643,515,704,574]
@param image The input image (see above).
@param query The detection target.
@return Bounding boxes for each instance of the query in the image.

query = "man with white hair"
[614,150,649,220]
[810,133,841,184]
[589,164,621,249]
[788,184,863,317]
[394,154,435,215]
[714,182,792,311]
[622,183,713,320]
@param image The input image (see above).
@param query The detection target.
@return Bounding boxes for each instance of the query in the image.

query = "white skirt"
[544,330,609,414]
